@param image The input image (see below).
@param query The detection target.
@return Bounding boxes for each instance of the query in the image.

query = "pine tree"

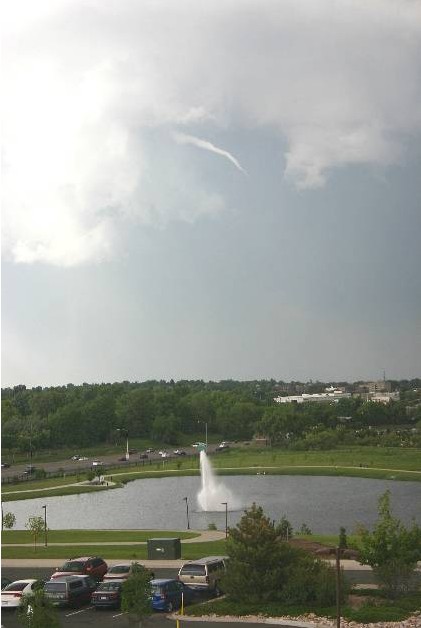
[223,503,295,602]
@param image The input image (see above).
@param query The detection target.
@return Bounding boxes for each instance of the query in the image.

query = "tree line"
[2,379,420,454]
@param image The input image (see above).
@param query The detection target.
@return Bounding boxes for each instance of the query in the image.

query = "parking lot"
[1,567,195,628]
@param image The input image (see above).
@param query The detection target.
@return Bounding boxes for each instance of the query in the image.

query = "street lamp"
[221,502,228,538]
[183,497,190,530]
[116,428,129,460]
[42,505,47,547]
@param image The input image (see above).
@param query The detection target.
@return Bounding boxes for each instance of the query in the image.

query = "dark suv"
[51,557,108,581]
[44,575,97,607]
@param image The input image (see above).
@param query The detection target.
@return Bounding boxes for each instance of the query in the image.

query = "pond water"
[6,475,421,533]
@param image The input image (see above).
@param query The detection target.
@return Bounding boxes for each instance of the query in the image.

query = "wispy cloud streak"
[173,132,247,174]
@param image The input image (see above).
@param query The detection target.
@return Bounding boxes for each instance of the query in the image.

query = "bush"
[280,552,344,606]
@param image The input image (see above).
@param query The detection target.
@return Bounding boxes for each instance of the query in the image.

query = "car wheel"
[167,602,173,612]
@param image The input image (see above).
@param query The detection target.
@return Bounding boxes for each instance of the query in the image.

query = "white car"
[92,460,103,466]
[1,579,44,608]
[103,563,134,581]
[78,456,88,461]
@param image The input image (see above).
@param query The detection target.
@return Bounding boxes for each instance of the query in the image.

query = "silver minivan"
[178,556,226,595]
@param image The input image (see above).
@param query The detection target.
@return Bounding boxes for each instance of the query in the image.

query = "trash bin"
[147,538,181,559]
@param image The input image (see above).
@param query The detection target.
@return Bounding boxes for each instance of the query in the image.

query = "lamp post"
[183,497,190,530]
[335,546,341,628]
[116,428,129,460]
[221,502,228,538]
[42,505,47,547]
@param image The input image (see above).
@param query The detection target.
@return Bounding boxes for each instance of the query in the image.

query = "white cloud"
[173,132,247,174]
[2,0,421,265]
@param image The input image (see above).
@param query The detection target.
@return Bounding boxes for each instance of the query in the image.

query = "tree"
[25,516,46,551]
[17,588,60,628]
[121,563,152,626]
[223,504,339,606]
[222,503,296,602]
[359,490,421,596]
[3,511,16,530]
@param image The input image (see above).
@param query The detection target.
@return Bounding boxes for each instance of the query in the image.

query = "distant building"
[274,387,351,404]
[356,380,392,394]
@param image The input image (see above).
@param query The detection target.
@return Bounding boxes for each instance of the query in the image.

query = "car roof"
[151,579,177,585]
[182,556,226,565]
[3,579,37,586]
[47,575,91,582]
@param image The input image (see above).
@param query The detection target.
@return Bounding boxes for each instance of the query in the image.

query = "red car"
[51,556,108,581]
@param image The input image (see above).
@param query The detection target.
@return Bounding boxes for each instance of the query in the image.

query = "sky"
[2,0,421,388]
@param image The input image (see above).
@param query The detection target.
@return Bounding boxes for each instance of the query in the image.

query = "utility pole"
[335,547,341,628]
[42,505,48,547]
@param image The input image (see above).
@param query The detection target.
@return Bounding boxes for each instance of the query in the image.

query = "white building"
[274,388,351,404]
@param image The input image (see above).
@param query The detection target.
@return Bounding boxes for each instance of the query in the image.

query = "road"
[1,445,228,482]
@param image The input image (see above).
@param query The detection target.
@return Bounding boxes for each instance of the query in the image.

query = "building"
[274,387,351,404]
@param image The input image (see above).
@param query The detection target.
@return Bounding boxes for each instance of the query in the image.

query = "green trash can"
[147,537,181,560]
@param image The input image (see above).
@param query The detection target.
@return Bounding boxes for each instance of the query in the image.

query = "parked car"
[192,442,206,449]
[103,563,135,581]
[178,556,226,595]
[78,456,88,461]
[51,556,108,581]
[1,462,11,468]
[1,579,44,609]
[92,460,103,467]
[217,442,230,451]
[91,579,124,609]
[44,575,97,607]
[70,455,80,460]
[173,449,186,456]
[139,453,149,459]
[150,579,191,612]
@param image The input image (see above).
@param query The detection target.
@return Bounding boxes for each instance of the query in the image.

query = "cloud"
[2,0,421,265]
[173,132,247,174]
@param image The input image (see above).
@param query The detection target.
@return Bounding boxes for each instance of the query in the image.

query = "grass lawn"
[2,446,420,502]
[2,529,198,544]
[1,539,227,560]
[184,591,421,623]
[1,485,118,502]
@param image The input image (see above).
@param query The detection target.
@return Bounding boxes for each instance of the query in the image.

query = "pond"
[6,475,421,533]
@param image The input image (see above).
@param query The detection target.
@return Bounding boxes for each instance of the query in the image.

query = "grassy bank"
[1,539,227,560]
[2,446,420,502]
[2,529,198,544]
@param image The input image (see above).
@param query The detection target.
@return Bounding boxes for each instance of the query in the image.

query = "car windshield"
[97,582,122,591]
[180,565,206,576]
[60,561,85,572]
[109,566,130,574]
[3,582,29,592]
[45,582,66,592]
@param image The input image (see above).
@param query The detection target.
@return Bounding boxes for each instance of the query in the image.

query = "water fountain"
[197,450,241,511]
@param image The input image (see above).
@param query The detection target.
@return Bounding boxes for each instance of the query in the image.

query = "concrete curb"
[171,616,324,628]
